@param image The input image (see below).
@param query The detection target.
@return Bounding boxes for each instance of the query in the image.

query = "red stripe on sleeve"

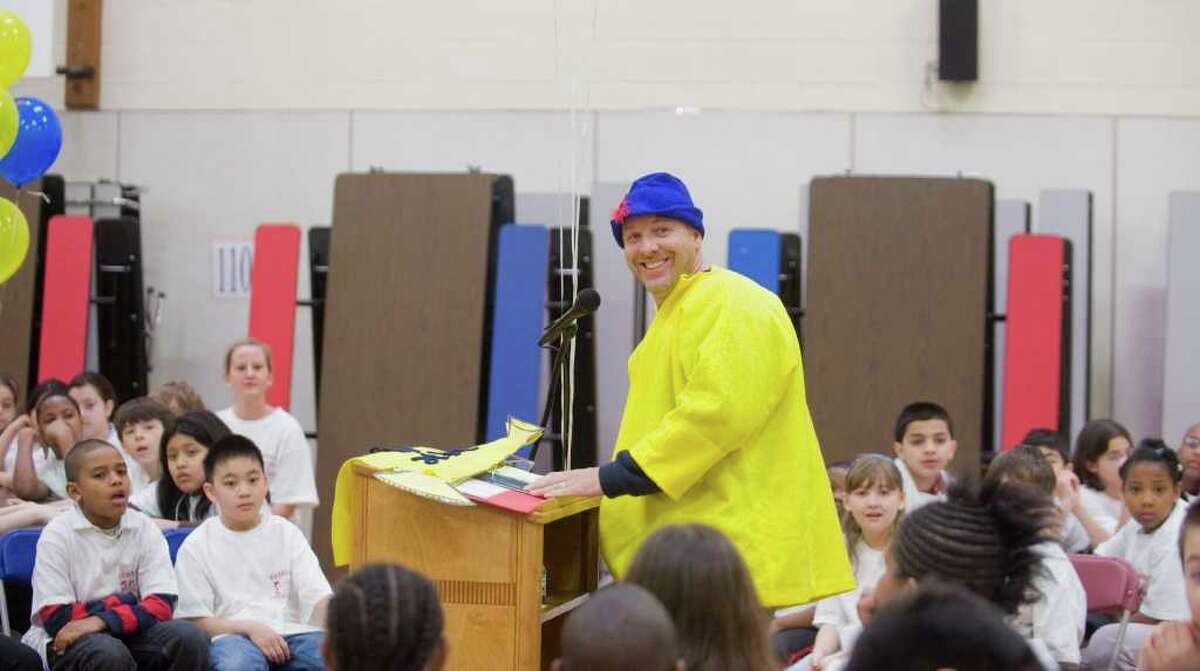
[111,605,138,633]
[103,594,123,610]
[141,595,173,623]
[71,603,87,621]
[39,604,63,623]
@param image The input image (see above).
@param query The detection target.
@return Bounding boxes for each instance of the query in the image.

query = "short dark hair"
[1119,440,1183,486]
[1020,428,1069,463]
[35,389,80,420]
[26,378,68,415]
[64,439,122,483]
[560,584,679,671]
[1072,419,1132,491]
[203,434,266,482]
[894,401,955,442]
[68,371,118,406]
[114,397,175,435]
[984,445,1056,497]
[844,581,1043,671]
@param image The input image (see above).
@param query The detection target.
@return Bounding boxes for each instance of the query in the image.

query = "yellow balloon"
[0,196,29,285]
[0,89,17,158]
[0,10,32,88]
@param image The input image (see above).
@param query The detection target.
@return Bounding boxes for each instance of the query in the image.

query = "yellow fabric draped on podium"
[330,418,544,566]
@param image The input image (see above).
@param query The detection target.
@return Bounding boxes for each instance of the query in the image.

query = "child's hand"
[1139,621,1200,671]
[42,419,74,457]
[856,589,877,625]
[52,616,106,655]
[245,622,290,664]
[1057,469,1082,512]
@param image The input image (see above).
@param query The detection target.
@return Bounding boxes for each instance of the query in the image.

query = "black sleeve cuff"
[598,452,662,498]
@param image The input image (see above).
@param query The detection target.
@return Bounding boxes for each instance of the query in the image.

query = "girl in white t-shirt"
[11,389,84,502]
[791,454,905,671]
[131,410,232,528]
[1071,419,1133,546]
[1082,444,1190,671]
[217,338,319,519]
[1137,499,1200,671]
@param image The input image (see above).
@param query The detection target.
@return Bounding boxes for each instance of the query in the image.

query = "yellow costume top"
[599,266,853,607]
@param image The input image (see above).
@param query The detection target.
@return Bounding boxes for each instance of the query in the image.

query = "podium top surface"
[351,462,600,525]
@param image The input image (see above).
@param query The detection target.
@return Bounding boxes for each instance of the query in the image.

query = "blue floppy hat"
[609,172,704,248]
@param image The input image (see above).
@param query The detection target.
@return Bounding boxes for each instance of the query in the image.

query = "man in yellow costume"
[529,172,852,607]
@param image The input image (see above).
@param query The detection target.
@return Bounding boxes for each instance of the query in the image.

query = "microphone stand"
[532,323,577,471]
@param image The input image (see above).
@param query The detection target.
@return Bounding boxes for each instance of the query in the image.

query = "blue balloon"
[0,97,62,187]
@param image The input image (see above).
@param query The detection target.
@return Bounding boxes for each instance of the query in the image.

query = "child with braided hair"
[323,563,446,671]
[861,481,1058,670]
[1081,443,1189,670]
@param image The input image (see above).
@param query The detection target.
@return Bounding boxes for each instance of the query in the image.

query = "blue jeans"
[209,631,324,671]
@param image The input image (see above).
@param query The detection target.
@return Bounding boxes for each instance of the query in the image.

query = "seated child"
[22,439,208,670]
[845,582,1044,671]
[323,563,447,671]
[827,461,850,520]
[1177,423,1200,499]
[891,402,956,511]
[2,379,67,478]
[863,482,1056,669]
[150,380,206,416]
[12,389,85,501]
[0,371,24,498]
[1082,444,1190,671]
[0,371,18,432]
[1137,499,1200,671]
[175,435,332,671]
[114,397,175,492]
[626,524,774,671]
[130,410,231,527]
[551,583,683,671]
[66,372,120,446]
[1020,428,1091,552]
[985,445,1087,669]
[216,339,318,520]
[792,455,905,671]
[1071,419,1133,544]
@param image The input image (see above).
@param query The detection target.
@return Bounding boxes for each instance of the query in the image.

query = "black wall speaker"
[939,0,978,81]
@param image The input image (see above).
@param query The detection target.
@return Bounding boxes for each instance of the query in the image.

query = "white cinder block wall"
[7,0,1200,444]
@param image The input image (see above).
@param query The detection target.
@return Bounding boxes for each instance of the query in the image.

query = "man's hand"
[1139,621,1200,671]
[52,616,106,655]
[244,622,290,664]
[527,468,602,498]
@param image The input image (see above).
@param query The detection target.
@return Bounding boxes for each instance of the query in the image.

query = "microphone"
[538,289,601,346]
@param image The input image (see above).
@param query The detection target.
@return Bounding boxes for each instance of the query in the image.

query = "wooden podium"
[348,464,601,670]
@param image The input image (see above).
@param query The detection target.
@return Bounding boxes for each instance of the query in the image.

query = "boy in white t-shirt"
[891,402,956,512]
[115,397,175,494]
[216,338,318,521]
[175,435,331,670]
[22,439,208,670]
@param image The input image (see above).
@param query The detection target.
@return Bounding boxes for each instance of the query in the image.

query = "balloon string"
[20,188,49,204]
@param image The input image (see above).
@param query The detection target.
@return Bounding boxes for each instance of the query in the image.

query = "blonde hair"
[223,338,273,374]
[149,380,205,415]
[842,454,905,566]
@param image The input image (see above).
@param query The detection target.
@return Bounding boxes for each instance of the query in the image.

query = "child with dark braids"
[984,445,1087,669]
[1080,443,1189,671]
[857,481,1059,670]
[323,563,446,671]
